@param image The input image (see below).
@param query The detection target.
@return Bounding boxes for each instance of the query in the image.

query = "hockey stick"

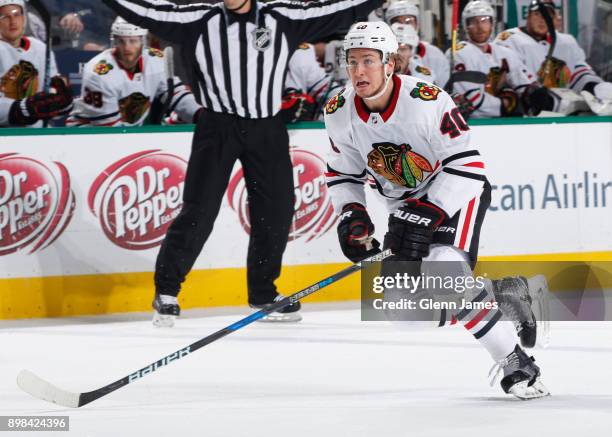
[445,0,461,92]
[149,46,175,124]
[538,0,557,85]
[28,0,52,127]
[161,46,175,121]
[17,249,392,408]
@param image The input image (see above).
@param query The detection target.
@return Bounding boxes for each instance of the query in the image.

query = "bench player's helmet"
[110,16,148,47]
[528,0,557,12]
[385,0,419,26]
[462,0,495,30]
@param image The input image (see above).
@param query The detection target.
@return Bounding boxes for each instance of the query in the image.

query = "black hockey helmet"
[527,0,557,12]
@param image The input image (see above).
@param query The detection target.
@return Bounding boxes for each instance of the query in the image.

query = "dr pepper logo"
[0,153,75,255]
[227,147,336,242]
[88,150,186,250]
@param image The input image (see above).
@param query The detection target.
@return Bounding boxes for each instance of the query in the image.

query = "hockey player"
[445,0,535,118]
[324,21,549,399]
[385,0,449,87]
[282,42,343,122]
[0,0,73,127]
[494,0,612,115]
[391,23,436,83]
[67,17,202,127]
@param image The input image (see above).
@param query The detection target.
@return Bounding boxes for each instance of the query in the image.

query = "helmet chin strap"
[363,66,393,101]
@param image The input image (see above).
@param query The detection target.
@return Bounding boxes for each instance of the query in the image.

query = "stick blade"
[17,369,81,408]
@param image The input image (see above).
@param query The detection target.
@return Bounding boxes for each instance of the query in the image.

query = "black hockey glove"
[499,88,523,117]
[522,84,554,116]
[451,92,477,120]
[9,76,73,126]
[280,88,316,123]
[383,198,446,261]
[337,203,381,263]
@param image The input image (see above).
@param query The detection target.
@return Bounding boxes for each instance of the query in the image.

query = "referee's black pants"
[154,110,295,305]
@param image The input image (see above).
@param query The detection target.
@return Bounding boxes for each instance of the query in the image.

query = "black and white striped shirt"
[102,0,382,119]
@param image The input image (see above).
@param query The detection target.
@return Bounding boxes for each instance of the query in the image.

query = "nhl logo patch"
[252,27,272,52]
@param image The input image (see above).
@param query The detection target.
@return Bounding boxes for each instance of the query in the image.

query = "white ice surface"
[1,303,612,437]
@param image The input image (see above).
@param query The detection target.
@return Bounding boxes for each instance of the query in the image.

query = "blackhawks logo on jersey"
[148,48,164,57]
[415,65,432,76]
[0,60,39,99]
[367,142,434,188]
[119,92,151,124]
[410,82,441,101]
[498,31,512,41]
[94,60,114,75]
[325,89,345,114]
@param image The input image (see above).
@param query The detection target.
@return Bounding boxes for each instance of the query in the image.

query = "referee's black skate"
[249,295,302,322]
[152,293,180,327]
[492,275,550,348]
[489,345,550,400]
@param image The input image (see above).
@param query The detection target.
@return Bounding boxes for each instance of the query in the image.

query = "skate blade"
[257,312,302,323]
[527,275,550,348]
[152,311,176,328]
[509,379,550,400]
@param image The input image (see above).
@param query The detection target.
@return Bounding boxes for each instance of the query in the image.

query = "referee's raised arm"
[101,0,215,44]
[266,0,384,48]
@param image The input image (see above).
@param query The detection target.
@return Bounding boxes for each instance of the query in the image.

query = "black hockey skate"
[152,293,180,327]
[249,295,302,323]
[492,275,550,348]
[489,345,550,400]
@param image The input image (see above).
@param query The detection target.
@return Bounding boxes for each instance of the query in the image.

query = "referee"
[101,0,382,326]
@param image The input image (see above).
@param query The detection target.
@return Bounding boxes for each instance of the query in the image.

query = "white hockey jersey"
[285,43,342,116]
[494,28,602,92]
[324,40,349,85]
[67,48,201,127]
[401,55,437,84]
[324,75,486,217]
[416,41,449,87]
[0,36,58,126]
[446,41,533,118]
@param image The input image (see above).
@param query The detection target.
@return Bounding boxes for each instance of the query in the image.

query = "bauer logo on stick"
[0,153,75,256]
[88,150,187,250]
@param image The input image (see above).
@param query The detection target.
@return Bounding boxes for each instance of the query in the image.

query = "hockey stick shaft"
[538,0,557,83]
[18,250,392,408]
[161,46,175,119]
[28,0,52,128]
[445,0,460,92]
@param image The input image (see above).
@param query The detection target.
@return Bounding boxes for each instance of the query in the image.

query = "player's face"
[114,36,144,67]
[397,45,413,71]
[466,16,492,44]
[347,48,391,99]
[390,15,418,31]
[0,5,25,44]
[527,8,554,37]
